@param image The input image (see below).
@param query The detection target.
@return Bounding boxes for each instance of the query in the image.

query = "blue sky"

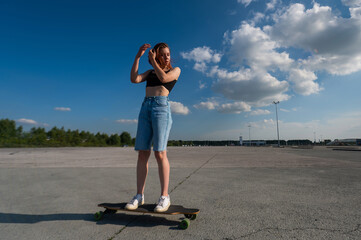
[1,0,361,141]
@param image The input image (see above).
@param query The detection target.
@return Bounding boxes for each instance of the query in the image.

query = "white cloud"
[116,119,138,124]
[194,100,252,114]
[208,65,252,81]
[208,23,294,106]
[194,62,207,73]
[250,109,271,116]
[16,118,38,125]
[54,107,71,112]
[181,46,222,64]
[266,0,278,11]
[301,55,361,75]
[350,6,361,18]
[170,101,190,115]
[227,23,294,71]
[266,3,361,55]
[211,68,290,106]
[252,12,265,24]
[263,118,274,125]
[237,0,254,7]
[183,23,294,109]
[199,80,206,90]
[342,0,361,7]
[181,46,222,73]
[217,101,251,114]
[193,101,219,110]
[183,2,361,115]
[266,3,361,75]
[288,68,322,95]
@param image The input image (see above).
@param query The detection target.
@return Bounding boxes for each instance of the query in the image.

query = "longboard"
[95,202,200,229]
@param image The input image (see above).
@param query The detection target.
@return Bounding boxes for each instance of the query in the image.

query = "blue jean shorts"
[135,96,172,152]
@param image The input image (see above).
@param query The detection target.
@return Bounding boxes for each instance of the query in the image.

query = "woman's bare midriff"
[146,86,170,97]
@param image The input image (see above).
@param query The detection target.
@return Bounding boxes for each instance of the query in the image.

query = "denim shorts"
[135,96,172,152]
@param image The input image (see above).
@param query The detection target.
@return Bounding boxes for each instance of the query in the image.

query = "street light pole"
[248,124,251,147]
[273,101,280,147]
[314,131,316,144]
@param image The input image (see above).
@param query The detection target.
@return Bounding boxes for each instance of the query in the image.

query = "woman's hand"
[136,44,151,58]
[148,49,156,66]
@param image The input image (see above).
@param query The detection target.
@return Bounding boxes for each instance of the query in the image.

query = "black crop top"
[146,70,177,92]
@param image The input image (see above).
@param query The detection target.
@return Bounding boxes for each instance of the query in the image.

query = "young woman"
[126,43,181,212]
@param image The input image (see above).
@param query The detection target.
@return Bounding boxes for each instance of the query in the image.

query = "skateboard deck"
[95,202,200,229]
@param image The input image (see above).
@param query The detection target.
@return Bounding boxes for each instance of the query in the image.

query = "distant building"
[326,139,361,146]
[242,140,266,146]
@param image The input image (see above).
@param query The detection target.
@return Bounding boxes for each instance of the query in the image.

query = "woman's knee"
[154,151,167,161]
[138,150,151,161]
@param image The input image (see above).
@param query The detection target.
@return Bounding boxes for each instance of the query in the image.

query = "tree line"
[1,118,327,148]
[0,119,133,147]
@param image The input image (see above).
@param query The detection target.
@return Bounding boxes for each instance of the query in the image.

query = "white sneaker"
[125,194,144,210]
[154,195,170,212]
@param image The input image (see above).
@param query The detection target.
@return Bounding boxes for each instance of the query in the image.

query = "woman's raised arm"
[130,44,152,83]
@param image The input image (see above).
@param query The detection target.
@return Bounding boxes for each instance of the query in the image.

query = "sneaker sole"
[154,203,170,213]
[125,199,144,210]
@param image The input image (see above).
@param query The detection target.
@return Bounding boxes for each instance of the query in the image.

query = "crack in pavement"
[169,153,217,194]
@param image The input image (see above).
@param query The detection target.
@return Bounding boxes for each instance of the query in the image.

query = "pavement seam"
[106,154,217,240]
[106,214,144,240]
[169,153,217,194]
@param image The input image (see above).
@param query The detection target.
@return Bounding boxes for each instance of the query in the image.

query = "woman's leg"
[154,150,170,196]
[137,150,151,194]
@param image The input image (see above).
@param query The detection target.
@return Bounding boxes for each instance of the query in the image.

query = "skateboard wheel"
[179,219,190,230]
[94,211,104,221]
[184,214,197,220]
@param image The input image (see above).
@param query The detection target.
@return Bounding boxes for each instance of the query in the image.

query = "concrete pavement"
[0,146,360,239]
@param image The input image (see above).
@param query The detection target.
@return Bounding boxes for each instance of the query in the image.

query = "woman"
[126,43,181,212]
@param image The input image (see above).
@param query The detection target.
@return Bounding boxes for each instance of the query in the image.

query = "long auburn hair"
[148,42,173,69]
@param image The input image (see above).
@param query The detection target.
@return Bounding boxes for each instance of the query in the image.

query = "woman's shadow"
[0,212,182,230]
[0,212,94,224]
